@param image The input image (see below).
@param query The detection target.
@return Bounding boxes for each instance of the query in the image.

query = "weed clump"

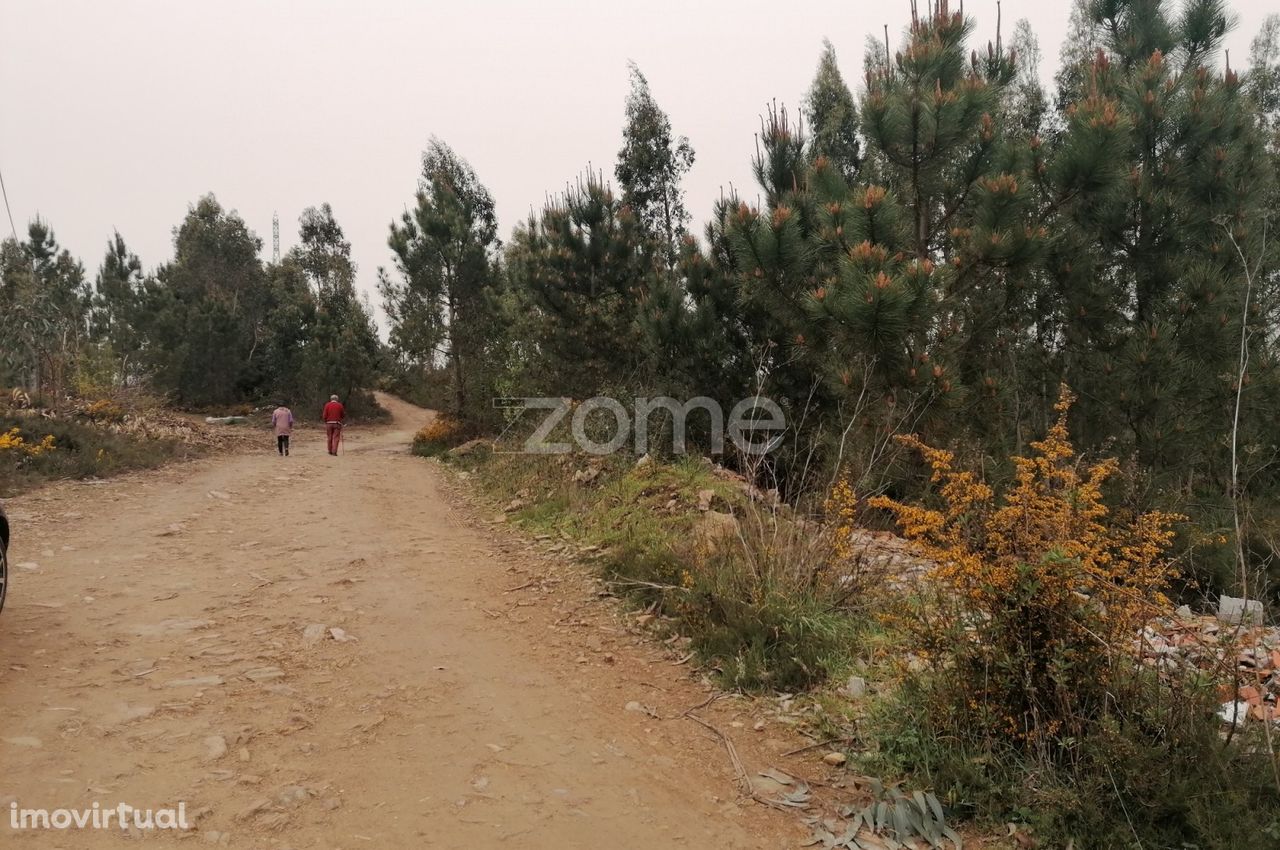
[680,502,863,691]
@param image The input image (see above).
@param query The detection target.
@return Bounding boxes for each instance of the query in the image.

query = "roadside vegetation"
[0,390,204,495]
[440,444,860,692]
[395,2,1280,841]
[383,0,1280,618]
[437,393,1280,848]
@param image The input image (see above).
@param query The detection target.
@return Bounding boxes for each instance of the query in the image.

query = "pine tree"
[507,171,655,398]
[727,104,836,411]
[0,219,89,395]
[137,195,268,405]
[254,257,316,407]
[857,2,1046,443]
[297,204,355,294]
[730,5,1039,451]
[1027,0,1278,598]
[859,3,1014,261]
[290,204,381,411]
[381,139,500,421]
[639,197,757,405]
[90,232,144,385]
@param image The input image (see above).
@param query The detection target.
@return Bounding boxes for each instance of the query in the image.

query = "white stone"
[843,675,869,699]
[1217,595,1264,626]
[302,624,327,646]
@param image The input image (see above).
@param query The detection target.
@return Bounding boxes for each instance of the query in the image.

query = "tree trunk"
[448,291,465,418]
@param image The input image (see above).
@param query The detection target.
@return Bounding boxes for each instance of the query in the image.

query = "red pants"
[326,422,343,454]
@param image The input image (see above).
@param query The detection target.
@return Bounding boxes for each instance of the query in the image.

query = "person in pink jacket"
[271,402,294,456]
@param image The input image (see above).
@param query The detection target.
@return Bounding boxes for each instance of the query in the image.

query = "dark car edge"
[0,501,8,613]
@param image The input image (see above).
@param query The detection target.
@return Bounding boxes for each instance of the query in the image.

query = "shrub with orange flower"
[867,386,1182,753]
[412,415,470,456]
[825,477,860,562]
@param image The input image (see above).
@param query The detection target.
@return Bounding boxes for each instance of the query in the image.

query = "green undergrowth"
[442,448,863,692]
[856,660,1280,849]
[0,413,194,496]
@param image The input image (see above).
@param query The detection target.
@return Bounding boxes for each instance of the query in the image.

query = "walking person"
[322,394,346,456]
[271,401,294,456]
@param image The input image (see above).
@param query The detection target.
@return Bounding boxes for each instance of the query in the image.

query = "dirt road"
[0,395,799,849]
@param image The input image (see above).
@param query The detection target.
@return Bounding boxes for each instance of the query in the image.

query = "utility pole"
[272,212,280,263]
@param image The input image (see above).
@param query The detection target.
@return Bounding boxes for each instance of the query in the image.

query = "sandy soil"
[0,394,807,849]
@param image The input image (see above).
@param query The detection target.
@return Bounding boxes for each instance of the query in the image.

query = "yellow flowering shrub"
[867,386,1182,751]
[415,416,464,445]
[0,427,57,457]
[412,415,471,456]
[825,477,861,562]
[83,399,126,423]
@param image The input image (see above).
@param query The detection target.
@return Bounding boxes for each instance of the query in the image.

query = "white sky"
[1,1,1273,324]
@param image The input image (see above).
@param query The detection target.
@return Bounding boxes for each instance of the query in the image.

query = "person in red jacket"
[322,394,346,455]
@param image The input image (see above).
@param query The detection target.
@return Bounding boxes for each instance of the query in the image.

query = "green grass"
[446,450,862,690]
[863,684,1280,848]
[410,436,454,458]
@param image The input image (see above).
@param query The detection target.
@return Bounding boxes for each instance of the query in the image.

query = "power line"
[0,161,19,242]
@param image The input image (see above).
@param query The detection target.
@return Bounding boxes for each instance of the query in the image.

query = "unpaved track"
[0,395,795,849]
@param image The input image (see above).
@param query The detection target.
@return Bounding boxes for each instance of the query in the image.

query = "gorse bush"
[81,398,126,423]
[862,387,1280,847]
[871,386,1181,752]
[0,426,56,457]
[412,415,470,457]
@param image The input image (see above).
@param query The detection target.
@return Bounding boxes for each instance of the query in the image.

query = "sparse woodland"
[2,200,382,416]
[391,0,1280,611]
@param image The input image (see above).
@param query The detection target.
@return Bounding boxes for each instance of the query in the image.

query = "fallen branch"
[781,737,848,758]
[605,578,683,593]
[684,712,793,813]
[674,691,726,718]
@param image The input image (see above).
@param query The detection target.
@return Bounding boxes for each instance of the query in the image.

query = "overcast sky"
[1,1,1272,323]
